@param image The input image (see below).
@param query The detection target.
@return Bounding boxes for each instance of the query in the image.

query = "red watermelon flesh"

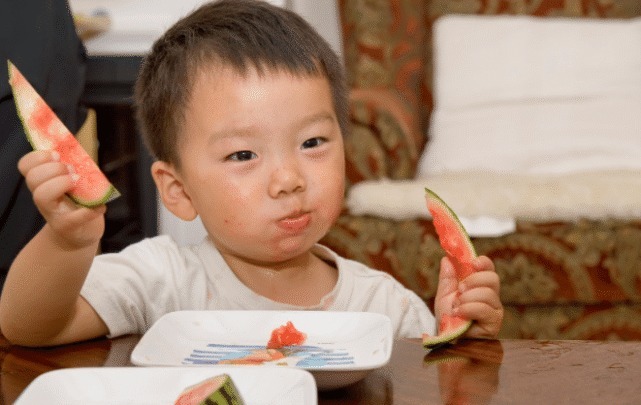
[8,60,120,208]
[423,188,477,349]
[267,321,307,349]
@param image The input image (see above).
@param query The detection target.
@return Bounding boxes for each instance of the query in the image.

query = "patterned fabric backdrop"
[328,0,641,340]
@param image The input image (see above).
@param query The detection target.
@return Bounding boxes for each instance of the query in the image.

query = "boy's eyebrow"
[208,112,336,143]
[295,111,336,131]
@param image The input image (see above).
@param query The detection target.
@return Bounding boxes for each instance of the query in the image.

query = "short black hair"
[135,0,348,166]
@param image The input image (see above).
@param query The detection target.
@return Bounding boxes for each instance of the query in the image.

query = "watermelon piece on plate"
[174,374,245,405]
[267,320,307,349]
[7,60,120,208]
[423,188,477,349]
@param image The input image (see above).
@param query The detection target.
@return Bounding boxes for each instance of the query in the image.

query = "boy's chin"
[267,240,318,261]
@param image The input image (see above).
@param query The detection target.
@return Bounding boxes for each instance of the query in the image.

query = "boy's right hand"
[18,150,106,250]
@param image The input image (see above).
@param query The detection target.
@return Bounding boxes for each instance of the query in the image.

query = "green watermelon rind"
[423,352,469,366]
[174,373,245,405]
[8,60,120,208]
[422,319,472,350]
[68,187,121,208]
[423,187,477,350]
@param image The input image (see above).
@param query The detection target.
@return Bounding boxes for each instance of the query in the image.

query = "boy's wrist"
[43,223,102,253]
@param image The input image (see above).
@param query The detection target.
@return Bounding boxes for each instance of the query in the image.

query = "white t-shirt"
[80,235,435,339]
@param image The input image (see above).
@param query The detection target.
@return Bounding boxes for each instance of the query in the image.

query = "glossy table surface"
[1,335,640,404]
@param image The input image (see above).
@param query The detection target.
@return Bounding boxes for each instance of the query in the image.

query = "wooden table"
[1,335,640,404]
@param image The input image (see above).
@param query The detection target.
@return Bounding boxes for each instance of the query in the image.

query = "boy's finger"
[459,268,501,292]
[455,301,503,333]
[23,161,72,192]
[31,174,76,212]
[457,286,502,310]
[466,319,503,339]
[436,257,458,294]
[473,255,494,272]
[17,150,59,175]
[434,257,461,320]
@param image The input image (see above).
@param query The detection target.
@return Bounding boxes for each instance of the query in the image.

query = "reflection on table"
[2,335,641,404]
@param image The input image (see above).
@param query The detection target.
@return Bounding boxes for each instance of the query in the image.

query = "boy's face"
[162,66,345,264]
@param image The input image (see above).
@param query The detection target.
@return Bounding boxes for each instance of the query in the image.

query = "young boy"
[0,0,503,347]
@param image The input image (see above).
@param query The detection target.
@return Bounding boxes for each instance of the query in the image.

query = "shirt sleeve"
[328,250,436,339]
[395,289,437,339]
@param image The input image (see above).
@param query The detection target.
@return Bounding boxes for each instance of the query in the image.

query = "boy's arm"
[0,224,109,346]
[0,151,109,346]
[434,256,504,339]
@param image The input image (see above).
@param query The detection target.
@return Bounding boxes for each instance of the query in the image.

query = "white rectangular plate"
[15,366,317,405]
[131,310,393,390]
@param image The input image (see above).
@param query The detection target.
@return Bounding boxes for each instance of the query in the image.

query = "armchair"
[321,0,641,340]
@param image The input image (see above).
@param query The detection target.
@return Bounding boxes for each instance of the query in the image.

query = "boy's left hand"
[434,256,503,339]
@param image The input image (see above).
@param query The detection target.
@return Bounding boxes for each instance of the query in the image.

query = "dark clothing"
[0,0,87,287]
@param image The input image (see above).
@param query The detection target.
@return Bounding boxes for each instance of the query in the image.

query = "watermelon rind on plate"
[7,60,120,208]
[174,373,245,405]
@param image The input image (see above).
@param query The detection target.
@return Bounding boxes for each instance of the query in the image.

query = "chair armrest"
[345,88,423,185]
[76,108,98,162]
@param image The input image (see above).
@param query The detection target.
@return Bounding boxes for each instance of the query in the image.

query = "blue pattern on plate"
[182,343,355,368]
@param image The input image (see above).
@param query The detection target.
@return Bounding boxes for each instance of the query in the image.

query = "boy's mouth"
[277,212,311,233]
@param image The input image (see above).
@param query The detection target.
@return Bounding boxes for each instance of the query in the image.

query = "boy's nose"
[268,162,306,198]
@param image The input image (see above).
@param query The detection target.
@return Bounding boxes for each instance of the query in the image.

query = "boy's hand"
[18,150,106,250]
[434,255,503,339]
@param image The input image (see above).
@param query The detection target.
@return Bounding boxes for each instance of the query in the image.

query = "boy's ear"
[151,161,198,221]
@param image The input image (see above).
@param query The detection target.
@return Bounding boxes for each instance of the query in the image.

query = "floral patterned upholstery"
[322,0,641,340]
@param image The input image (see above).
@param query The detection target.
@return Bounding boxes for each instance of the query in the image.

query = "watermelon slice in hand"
[423,188,477,349]
[8,60,120,207]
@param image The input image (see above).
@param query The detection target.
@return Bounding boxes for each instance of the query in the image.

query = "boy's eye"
[301,137,326,149]
[226,150,257,161]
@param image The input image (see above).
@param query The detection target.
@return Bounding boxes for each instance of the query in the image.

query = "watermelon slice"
[174,374,245,405]
[219,348,285,365]
[7,60,120,207]
[423,187,477,349]
[267,321,307,349]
